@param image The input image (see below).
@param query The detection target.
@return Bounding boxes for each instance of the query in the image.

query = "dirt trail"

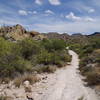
[0,50,99,100]
[36,50,99,100]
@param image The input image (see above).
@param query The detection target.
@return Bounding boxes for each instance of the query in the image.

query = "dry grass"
[33,65,57,73]
[0,95,13,100]
[78,96,84,100]
[0,78,11,84]
[0,95,7,100]
[14,73,40,88]
[85,71,100,86]
[47,66,57,73]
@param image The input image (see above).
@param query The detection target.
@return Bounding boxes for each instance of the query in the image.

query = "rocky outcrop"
[0,24,28,40]
[30,31,39,37]
[0,24,41,41]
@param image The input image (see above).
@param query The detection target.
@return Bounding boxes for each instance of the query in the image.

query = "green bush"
[0,37,71,79]
[0,38,32,78]
[19,38,41,59]
[36,49,50,65]
[42,39,66,52]
[0,56,32,78]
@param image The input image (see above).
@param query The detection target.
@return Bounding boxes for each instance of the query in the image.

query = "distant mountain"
[71,33,83,36]
[88,32,100,36]
[42,32,70,40]
[0,24,100,42]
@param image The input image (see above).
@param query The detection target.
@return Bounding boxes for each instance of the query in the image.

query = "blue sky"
[0,0,100,34]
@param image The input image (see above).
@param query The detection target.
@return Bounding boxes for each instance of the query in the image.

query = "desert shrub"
[39,65,56,73]
[0,38,34,78]
[85,71,100,86]
[0,37,13,56]
[0,77,11,84]
[51,39,66,51]
[55,61,65,68]
[32,65,57,73]
[19,38,41,59]
[47,66,57,73]
[0,55,32,78]
[0,37,71,79]
[36,50,53,65]
[42,39,66,52]
[0,95,7,100]
[59,50,71,62]
[36,49,71,66]
[69,35,100,87]
[92,49,100,63]
[14,73,40,87]
[78,96,84,100]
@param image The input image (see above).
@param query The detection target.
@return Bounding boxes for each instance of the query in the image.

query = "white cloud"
[85,17,95,22]
[33,19,100,34]
[66,12,95,22]
[28,11,37,14]
[88,9,95,13]
[45,10,54,15]
[35,0,43,5]
[18,10,28,16]
[49,0,61,5]
[33,11,37,14]
[66,12,82,21]
[67,1,95,14]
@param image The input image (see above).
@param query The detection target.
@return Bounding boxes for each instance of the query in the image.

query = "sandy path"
[36,50,99,100]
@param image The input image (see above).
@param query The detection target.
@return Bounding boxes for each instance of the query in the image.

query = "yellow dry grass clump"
[14,73,40,88]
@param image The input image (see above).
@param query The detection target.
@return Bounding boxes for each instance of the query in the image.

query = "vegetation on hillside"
[69,35,100,86]
[0,37,71,81]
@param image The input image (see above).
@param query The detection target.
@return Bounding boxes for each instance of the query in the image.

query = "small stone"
[24,85,32,93]
[26,93,34,100]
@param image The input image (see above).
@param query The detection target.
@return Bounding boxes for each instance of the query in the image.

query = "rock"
[23,81,30,86]
[0,24,40,41]
[24,85,32,93]
[26,93,34,100]
[23,81,32,93]
[30,31,39,37]
[42,76,48,80]
[33,71,38,75]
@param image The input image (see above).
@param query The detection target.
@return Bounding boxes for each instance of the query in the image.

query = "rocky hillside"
[0,24,41,41]
[43,32,71,41]
[1,24,99,42]
[42,32,89,45]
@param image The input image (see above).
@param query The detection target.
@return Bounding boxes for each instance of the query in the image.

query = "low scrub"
[14,73,40,88]
[0,37,71,80]
[78,96,84,100]
[84,71,100,86]
[70,36,100,87]
[32,65,57,73]
[0,95,7,100]
[0,95,12,100]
